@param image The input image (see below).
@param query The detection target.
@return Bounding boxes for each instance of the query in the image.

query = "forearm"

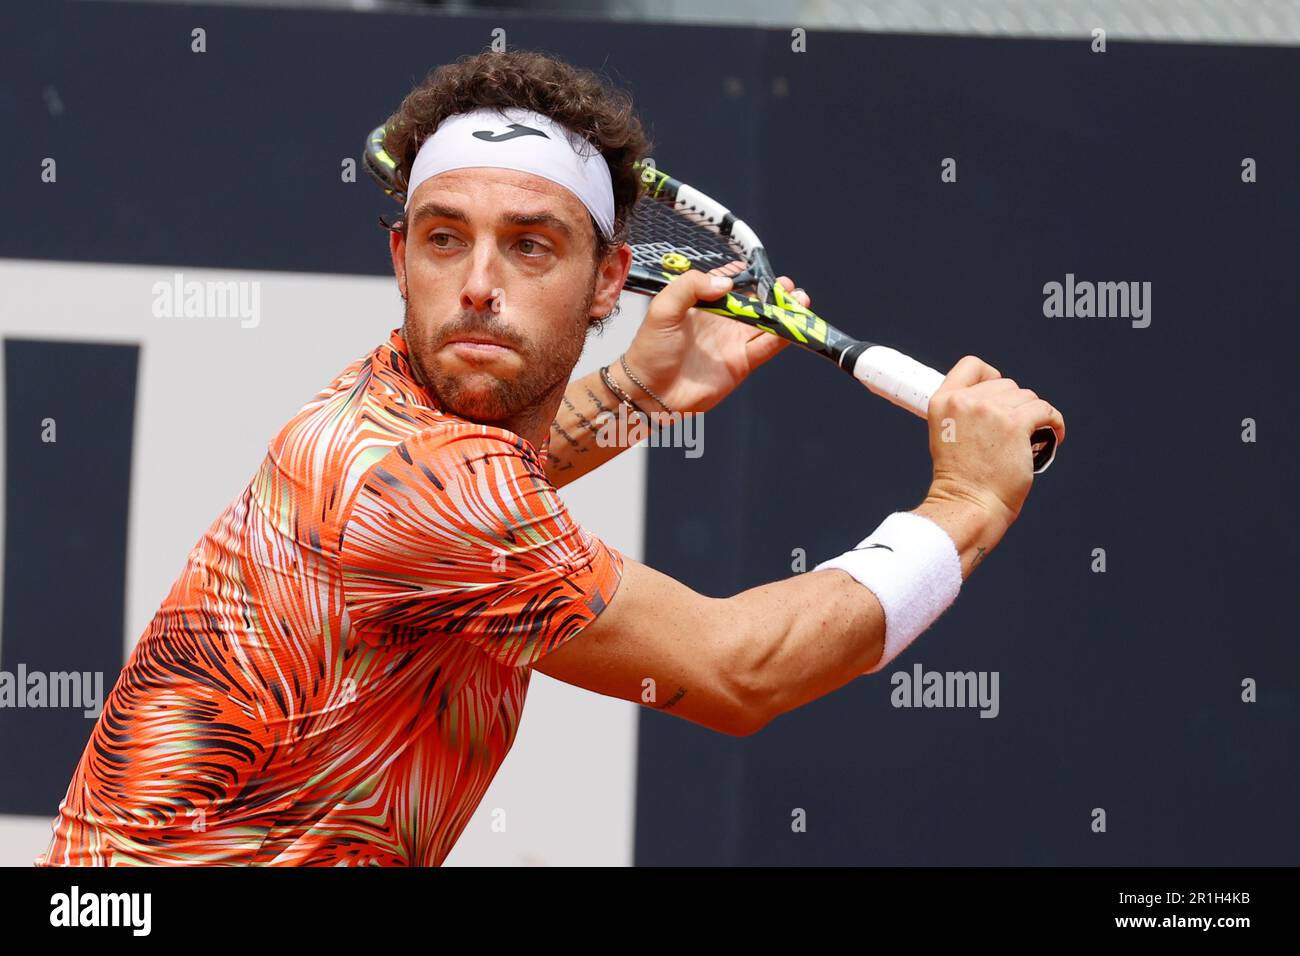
[545,364,653,487]
[721,566,887,729]
[728,497,1004,728]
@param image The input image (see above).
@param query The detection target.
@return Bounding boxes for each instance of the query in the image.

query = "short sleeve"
[339,428,623,668]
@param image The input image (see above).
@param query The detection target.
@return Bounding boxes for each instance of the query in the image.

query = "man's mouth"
[443,336,516,360]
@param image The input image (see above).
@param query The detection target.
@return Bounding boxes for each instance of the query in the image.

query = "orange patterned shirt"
[36,327,623,866]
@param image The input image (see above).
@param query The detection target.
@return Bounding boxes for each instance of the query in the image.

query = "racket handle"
[849,346,1058,474]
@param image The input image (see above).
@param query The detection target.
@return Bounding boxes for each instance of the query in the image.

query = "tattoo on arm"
[561,394,603,439]
[584,385,612,418]
[972,546,987,568]
[549,419,583,451]
[655,686,688,711]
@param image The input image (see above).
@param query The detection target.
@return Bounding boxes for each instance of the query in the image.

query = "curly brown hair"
[382,49,651,262]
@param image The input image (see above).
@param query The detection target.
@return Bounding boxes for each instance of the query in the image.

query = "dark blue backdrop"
[1,1,1295,864]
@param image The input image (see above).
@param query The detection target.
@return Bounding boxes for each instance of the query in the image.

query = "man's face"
[391,168,623,428]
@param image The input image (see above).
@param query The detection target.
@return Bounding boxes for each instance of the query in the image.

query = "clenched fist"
[924,355,1066,536]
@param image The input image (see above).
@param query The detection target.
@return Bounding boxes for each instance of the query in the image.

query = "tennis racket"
[364,126,1058,473]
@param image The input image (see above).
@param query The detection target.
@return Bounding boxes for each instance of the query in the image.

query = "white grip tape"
[851,346,946,419]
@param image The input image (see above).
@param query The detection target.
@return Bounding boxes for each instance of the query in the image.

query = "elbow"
[721,710,770,737]
[723,672,774,736]
[710,695,764,736]
[712,612,777,737]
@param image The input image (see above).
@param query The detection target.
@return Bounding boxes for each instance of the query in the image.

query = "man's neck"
[493,388,564,454]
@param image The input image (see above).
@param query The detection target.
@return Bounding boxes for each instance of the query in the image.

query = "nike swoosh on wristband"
[850,543,894,553]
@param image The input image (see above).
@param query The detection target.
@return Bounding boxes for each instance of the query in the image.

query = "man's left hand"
[622,264,810,414]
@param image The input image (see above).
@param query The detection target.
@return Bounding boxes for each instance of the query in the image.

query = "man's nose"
[460,241,505,313]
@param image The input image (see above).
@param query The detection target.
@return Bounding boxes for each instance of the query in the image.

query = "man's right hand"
[922,355,1066,547]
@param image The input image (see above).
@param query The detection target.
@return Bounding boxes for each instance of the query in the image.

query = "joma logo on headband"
[472,123,549,143]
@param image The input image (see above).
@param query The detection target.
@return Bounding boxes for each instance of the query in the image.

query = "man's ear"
[389,225,407,297]
[591,243,633,318]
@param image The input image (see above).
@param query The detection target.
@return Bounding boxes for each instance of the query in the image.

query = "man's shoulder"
[336,421,557,571]
[401,422,544,471]
[353,423,549,519]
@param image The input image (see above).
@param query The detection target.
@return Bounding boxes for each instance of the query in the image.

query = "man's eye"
[517,238,550,257]
[429,232,460,248]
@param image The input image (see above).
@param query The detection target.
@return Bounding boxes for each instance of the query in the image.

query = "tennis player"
[37,50,1064,866]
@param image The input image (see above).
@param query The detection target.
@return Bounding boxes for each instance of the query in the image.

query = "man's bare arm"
[537,353,1064,735]
[544,363,650,487]
[532,496,1003,736]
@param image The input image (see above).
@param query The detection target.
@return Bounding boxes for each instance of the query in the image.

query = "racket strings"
[629,198,752,280]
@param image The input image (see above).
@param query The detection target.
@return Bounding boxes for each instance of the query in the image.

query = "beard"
[402,277,598,427]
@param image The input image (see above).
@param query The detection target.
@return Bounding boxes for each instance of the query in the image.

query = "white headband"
[404,107,615,241]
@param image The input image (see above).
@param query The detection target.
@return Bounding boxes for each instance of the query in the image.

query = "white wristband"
[813,511,962,675]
